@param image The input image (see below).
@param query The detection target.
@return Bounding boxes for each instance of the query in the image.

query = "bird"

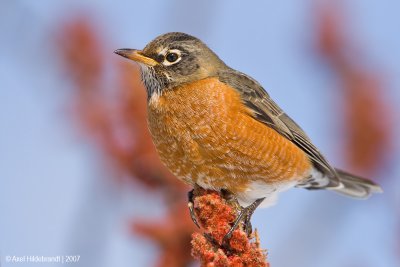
[114,32,382,239]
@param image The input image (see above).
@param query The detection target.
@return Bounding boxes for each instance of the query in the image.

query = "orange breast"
[147,78,312,193]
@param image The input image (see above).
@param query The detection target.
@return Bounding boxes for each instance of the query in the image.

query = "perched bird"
[115,32,382,237]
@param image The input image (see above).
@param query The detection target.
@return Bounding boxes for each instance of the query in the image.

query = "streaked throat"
[139,64,163,100]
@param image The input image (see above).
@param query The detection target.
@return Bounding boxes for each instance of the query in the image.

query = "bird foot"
[222,197,265,246]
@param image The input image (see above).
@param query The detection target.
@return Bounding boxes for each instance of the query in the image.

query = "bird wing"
[218,69,340,188]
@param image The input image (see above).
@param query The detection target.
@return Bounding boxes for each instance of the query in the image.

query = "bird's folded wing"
[218,69,339,188]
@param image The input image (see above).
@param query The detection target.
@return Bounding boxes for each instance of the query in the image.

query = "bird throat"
[139,65,163,100]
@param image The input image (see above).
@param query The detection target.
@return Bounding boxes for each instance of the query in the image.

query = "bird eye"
[166,52,179,63]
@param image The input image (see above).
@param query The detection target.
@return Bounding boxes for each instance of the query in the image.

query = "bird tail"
[329,169,383,199]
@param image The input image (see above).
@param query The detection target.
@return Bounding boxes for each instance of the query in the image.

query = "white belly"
[235,180,298,208]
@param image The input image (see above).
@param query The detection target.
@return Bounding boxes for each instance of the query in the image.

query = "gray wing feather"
[218,69,340,188]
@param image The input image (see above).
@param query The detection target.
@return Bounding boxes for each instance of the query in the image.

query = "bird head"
[115,32,226,99]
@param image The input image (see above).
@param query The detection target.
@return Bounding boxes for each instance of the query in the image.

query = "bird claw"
[187,189,200,228]
[244,219,252,236]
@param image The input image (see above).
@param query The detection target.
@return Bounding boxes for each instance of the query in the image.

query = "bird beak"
[114,49,158,67]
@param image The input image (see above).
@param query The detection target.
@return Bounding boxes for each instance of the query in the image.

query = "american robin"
[115,32,382,238]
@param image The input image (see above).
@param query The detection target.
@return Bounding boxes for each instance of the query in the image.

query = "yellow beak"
[114,49,158,67]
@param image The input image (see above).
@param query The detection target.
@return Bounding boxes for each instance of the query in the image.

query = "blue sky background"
[1,1,399,266]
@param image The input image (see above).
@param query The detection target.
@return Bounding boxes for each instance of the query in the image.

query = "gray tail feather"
[329,169,383,199]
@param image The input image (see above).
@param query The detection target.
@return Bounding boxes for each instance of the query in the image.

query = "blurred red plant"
[316,7,397,265]
[56,17,196,267]
[315,3,394,178]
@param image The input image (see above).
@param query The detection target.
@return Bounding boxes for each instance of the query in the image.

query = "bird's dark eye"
[166,52,179,63]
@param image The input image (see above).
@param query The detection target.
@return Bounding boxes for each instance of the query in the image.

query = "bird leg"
[243,197,265,236]
[187,189,200,228]
[222,197,265,245]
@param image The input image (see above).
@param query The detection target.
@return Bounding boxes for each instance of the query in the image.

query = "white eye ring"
[162,49,182,66]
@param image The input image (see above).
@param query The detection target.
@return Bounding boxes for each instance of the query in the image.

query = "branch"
[191,188,269,267]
